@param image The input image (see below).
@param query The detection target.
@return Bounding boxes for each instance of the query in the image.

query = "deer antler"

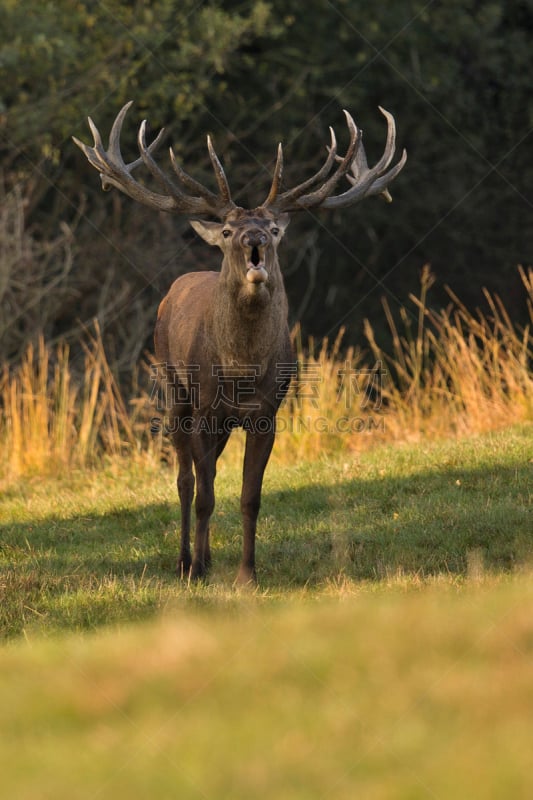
[74,103,405,218]
[72,101,236,219]
[262,107,406,213]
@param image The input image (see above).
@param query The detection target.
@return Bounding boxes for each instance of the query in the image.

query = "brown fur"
[154,208,293,584]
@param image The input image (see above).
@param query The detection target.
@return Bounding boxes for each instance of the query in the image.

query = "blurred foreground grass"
[1,576,532,799]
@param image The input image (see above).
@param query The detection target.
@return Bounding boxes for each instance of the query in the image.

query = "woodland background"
[2,0,532,375]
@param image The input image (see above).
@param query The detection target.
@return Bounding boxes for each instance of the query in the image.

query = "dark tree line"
[1,0,532,370]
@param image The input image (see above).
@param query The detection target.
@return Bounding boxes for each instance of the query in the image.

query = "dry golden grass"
[364,265,533,442]
[0,324,159,482]
[273,265,533,461]
[1,268,532,483]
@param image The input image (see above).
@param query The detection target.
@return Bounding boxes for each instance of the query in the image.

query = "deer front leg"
[172,430,195,578]
[238,428,276,586]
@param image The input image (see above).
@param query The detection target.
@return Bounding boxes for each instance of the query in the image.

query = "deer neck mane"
[210,254,288,370]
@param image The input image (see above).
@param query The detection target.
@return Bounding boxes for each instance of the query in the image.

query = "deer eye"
[222,229,232,238]
[271,227,279,236]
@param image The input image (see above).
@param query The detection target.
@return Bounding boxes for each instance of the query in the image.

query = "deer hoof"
[235,566,257,588]
[190,560,209,582]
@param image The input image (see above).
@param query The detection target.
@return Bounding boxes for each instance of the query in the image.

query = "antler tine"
[269,126,338,210]
[77,103,164,190]
[376,107,396,166]
[169,147,218,203]
[109,102,166,174]
[108,100,133,161]
[87,116,104,153]
[262,143,284,207]
[321,107,406,209]
[348,106,404,203]
[355,148,407,200]
[207,135,234,209]
[72,117,106,174]
[138,119,187,200]
[289,111,361,209]
[346,107,396,187]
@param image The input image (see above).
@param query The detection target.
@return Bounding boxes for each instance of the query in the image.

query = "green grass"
[1,425,533,798]
[1,425,532,640]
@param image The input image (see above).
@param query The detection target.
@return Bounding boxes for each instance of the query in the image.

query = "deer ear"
[189,219,223,246]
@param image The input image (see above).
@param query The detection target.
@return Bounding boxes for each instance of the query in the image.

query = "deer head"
[189,208,290,300]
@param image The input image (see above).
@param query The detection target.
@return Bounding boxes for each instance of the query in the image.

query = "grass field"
[1,425,532,797]
[2,425,532,640]
[1,271,532,797]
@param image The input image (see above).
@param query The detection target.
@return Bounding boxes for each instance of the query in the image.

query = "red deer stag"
[73,102,406,584]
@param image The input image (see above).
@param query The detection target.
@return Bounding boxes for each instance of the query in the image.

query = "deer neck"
[211,254,288,371]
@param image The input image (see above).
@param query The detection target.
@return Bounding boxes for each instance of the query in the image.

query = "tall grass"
[0,325,157,482]
[1,269,532,483]
[273,265,533,459]
[364,265,533,441]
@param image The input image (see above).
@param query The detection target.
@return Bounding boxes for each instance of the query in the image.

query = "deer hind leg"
[188,431,231,580]
[238,428,276,586]
[174,431,194,579]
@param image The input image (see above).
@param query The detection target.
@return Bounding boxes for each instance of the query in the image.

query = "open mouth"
[250,246,261,267]
[245,245,267,284]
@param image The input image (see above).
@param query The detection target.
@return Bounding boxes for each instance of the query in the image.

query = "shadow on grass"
[1,457,531,638]
[258,459,532,585]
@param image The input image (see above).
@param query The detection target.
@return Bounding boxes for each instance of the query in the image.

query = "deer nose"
[241,230,267,248]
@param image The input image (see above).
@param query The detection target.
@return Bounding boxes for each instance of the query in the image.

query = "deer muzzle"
[245,249,267,283]
[242,231,268,283]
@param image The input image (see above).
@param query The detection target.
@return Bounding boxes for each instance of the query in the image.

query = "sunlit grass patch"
[1,426,531,641]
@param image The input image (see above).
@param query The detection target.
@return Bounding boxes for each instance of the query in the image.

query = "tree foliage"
[1,0,532,366]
